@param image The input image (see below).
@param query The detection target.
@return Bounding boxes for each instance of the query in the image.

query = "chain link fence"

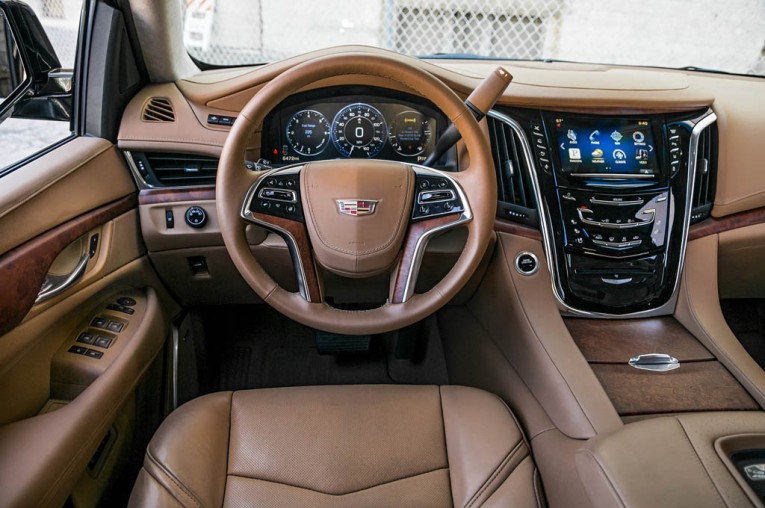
[183,0,765,75]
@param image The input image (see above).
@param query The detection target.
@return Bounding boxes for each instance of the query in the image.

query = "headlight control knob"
[185,206,208,228]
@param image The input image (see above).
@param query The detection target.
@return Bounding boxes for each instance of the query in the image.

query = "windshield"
[181,0,765,77]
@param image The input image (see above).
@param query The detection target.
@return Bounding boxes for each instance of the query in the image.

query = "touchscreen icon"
[635,148,648,160]
[591,148,604,158]
[589,130,600,143]
[633,131,645,144]
[610,131,623,143]
[567,129,577,143]
[568,148,581,160]
[613,149,627,161]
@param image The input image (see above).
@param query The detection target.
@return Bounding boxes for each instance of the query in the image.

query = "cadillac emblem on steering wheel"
[336,199,378,216]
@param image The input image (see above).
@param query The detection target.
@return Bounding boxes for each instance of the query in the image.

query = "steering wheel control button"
[515,252,540,276]
[250,172,305,221]
[77,332,96,345]
[91,317,108,329]
[411,175,463,221]
[259,188,297,202]
[185,206,208,228]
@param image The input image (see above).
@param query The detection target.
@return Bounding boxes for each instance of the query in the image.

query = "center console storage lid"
[575,412,765,508]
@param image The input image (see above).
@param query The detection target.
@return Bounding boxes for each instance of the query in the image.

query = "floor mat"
[199,304,449,392]
[721,299,765,370]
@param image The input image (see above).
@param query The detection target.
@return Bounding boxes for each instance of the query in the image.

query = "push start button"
[515,252,539,275]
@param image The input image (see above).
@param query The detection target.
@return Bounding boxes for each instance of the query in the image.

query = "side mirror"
[0,0,72,124]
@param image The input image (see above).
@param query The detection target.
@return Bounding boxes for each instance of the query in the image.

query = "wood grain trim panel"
[252,213,321,302]
[689,207,765,240]
[392,214,461,303]
[493,218,543,241]
[566,317,714,363]
[591,362,759,415]
[138,186,216,205]
[0,195,137,336]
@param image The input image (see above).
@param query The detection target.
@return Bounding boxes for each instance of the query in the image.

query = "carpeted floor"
[198,304,449,393]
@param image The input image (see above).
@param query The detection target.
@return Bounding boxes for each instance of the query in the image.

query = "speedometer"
[331,104,387,158]
[286,110,330,156]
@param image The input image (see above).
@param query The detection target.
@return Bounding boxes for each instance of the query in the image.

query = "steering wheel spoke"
[241,165,322,303]
[391,166,472,303]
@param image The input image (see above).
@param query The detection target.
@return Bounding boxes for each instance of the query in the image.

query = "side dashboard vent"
[137,152,219,186]
[487,115,539,227]
[690,122,718,224]
[142,97,175,122]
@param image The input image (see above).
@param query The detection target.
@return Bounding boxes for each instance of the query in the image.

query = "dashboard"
[260,87,454,168]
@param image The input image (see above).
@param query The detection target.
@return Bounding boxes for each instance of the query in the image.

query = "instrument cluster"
[262,88,449,166]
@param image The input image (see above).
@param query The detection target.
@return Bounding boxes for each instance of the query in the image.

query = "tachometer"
[286,110,330,156]
[331,103,387,158]
[388,111,432,157]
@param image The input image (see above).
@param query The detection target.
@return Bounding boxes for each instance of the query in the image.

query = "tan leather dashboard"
[117,45,765,219]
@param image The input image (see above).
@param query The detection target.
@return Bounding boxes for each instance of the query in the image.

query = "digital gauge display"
[285,110,330,156]
[389,111,432,156]
[264,90,445,166]
[331,103,387,158]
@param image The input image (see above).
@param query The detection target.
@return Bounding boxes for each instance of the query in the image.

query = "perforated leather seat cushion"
[129,385,541,507]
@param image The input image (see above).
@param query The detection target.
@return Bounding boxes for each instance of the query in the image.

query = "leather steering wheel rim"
[217,52,496,335]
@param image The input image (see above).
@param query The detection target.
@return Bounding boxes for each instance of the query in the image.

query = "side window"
[0,0,82,170]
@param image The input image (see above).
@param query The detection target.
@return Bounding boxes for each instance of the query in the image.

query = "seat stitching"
[146,450,204,508]
[532,465,545,508]
[675,418,728,508]
[438,386,455,506]
[575,449,627,508]
[143,466,189,507]
[222,391,233,505]
[466,440,525,508]
[226,466,450,496]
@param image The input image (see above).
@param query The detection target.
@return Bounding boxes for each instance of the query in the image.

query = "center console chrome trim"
[488,108,717,319]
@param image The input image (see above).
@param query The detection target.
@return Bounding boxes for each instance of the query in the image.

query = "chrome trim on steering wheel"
[240,164,314,302]
[398,164,473,303]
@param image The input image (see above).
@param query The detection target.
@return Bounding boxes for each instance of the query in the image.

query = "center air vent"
[133,152,219,186]
[487,115,539,227]
[690,122,718,224]
[142,97,175,122]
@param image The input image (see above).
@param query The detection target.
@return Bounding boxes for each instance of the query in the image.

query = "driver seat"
[128,385,541,507]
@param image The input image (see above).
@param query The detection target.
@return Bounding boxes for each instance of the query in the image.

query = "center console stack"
[506,108,716,316]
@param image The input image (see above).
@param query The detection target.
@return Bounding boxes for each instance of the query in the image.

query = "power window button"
[85,349,104,359]
[106,321,124,333]
[95,336,113,349]
[91,317,108,329]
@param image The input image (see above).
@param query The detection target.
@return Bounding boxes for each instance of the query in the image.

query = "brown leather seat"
[129,385,541,507]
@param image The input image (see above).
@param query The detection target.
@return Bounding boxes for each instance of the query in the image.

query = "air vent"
[487,115,539,227]
[690,122,718,224]
[142,97,175,122]
[140,153,219,186]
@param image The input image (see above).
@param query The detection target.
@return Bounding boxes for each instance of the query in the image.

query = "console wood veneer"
[566,317,758,416]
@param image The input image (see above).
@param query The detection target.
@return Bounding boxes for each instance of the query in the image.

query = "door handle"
[36,253,89,304]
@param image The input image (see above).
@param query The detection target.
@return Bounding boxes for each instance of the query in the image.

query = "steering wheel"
[217,53,496,335]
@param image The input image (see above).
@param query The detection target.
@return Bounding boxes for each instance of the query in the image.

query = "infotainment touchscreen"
[554,117,658,177]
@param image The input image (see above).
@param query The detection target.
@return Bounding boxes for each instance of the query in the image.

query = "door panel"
[0,137,175,506]
[0,137,135,254]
